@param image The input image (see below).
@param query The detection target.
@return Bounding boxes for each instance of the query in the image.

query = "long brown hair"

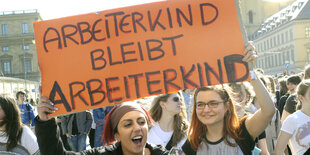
[188,86,241,151]
[0,96,23,151]
[149,92,188,147]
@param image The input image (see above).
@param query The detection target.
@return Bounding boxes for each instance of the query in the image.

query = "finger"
[39,96,53,106]
[38,102,58,111]
[39,85,42,96]
[242,52,252,61]
[38,106,56,114]
[244,42,255,54]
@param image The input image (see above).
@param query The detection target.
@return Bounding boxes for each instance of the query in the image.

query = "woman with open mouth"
[34,99,169,155]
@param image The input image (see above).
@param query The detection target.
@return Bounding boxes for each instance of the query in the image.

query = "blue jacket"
[18,103,36,126]
[93,106,114,127]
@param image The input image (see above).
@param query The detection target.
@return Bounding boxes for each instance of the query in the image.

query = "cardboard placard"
[34,0,249,116]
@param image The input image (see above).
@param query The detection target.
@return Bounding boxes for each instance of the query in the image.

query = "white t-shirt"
[281,110,310,155]
[147,122,187,148]
[0,126,39,155]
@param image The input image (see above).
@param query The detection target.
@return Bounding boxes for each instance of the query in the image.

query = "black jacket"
[34,117,169,155]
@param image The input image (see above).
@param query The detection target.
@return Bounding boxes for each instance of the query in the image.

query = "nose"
[133,122,142,132]
[202,105,211,112]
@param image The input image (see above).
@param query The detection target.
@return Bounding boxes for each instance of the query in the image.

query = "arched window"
[248,11,253,24]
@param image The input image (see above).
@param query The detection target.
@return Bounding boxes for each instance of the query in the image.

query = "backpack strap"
[25,104,32,125]
[165,135,173,150]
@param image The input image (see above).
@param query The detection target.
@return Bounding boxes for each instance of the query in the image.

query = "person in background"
[275,80,310,155]
[0,96,40,154]
[226,82,270,155]
[16,91,36,129]
[277,78,289,116]
[92,106,114,147]
[281,75,302,123]
[61,111,93,152]
[181,89,195,121]
[35,98,169,154]
[56,116,71,151]
[89,110,96,148]
[148,92,188,152]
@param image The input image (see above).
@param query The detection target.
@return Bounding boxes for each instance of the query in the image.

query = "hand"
[37,96,58,121]
[242,41,257,70]
[66,133,71,138]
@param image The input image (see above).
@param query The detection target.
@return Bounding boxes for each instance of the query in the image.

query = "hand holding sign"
[242,41,257,70]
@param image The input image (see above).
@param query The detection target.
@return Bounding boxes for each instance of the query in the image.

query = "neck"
[301,105,310,116]
[205,121,224,142]
[0,124,6,131]
[158,110,174,132]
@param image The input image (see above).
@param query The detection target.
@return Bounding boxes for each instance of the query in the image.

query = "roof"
[0,76,39,83]
[251,0,310,40]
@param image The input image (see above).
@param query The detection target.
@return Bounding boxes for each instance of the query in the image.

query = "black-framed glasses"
[196,101,224,110]
[172,96,180,102]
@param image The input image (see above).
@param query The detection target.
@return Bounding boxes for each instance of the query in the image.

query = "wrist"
[250,70,257,80]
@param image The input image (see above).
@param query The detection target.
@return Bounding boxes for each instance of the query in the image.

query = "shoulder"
[21,126,35,137]
[146,142,169,155]
[93,142,122,154]
[182,139,196,155]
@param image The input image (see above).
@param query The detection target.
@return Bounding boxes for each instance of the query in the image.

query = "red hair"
[102,104,154,145]
[188,86,241,151]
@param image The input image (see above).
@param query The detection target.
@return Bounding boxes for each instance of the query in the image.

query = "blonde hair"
[296,79,310,110]
[149,92,188,147]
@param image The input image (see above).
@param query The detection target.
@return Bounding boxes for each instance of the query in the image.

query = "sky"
[0,0,162,20]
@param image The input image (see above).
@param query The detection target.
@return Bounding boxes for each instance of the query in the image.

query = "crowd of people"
[0,42,309,154]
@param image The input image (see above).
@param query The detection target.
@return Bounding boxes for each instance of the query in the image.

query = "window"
[3,61,10,74]
[290,29,293,40]
[2,46,8,52]
[278,53,282,65]
[22,23,28,34]
[24,60,31,73]
[248,11,253,24]
[291,49,295,62]
[285,31,288,42]
[286,51,290,61]
[23,45,29,50]
[274,36,276,46]
[281,33,284,44]
[275,54,278,66]
[277,35,280,45]
[2,24,7,35]
[267,40,270,49]
[306,26,310,38]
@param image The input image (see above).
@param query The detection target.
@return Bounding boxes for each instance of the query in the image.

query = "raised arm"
[242,42,276,139]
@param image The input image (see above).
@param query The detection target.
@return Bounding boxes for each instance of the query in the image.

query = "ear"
[298,95,304,102]
[159,101,165,109]
[114,132,120,141]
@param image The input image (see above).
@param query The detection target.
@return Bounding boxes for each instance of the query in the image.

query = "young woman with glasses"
[148,92,189,152]
[182,42,276,155]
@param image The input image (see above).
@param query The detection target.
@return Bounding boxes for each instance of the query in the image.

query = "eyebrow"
[121,117,145,123]
[197,100,222,103]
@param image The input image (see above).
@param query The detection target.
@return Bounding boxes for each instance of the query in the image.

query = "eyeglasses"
[172,97,180,102]
[196,101,224,110]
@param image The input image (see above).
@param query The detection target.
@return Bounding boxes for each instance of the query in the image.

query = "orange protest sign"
[34,0,249,116]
